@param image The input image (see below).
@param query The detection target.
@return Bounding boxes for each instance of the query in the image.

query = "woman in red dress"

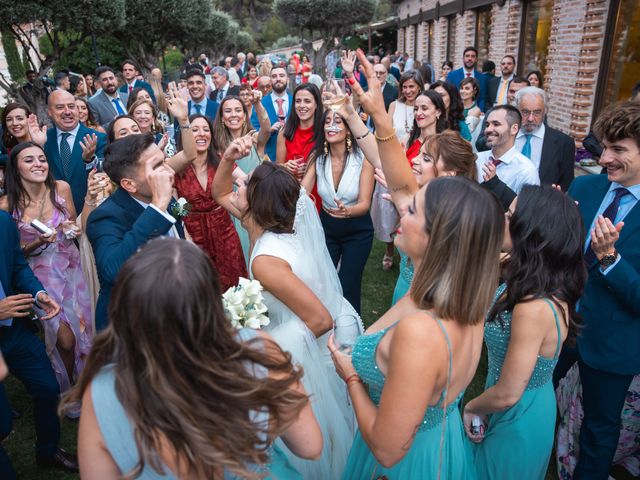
[275,83,323,209]
[174,115,247,290]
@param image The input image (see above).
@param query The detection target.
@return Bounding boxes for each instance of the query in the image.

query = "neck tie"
[497,79,508,104]
[466,72,471,78]
[521,134,533,159]
[218,89,224,102]
[112,98,125,116]
[60,132,73,178]
[0,279,12,327]
[194,103,202,115]
[584,187,630,266]
[489,155,501,167]
[275,98,285,118]
[128,85,133,94]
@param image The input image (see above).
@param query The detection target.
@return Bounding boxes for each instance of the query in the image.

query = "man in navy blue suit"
[554,101,640,478]
[261,66,292,161]
[446,47,489,112]
[44,89,107,213]
[0,212,78,478]
[119,59,156,103]
[87,133,186,331]
[185,69,219,120]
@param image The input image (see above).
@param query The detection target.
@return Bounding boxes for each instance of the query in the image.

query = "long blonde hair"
[410,177,504,325]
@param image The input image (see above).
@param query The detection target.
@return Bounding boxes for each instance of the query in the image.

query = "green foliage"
[162,48,185,73]
[1,27,24,81]
[273,0,378,35]
[40,33,128,74]
[269,35,300,51]
[258,15,289,49]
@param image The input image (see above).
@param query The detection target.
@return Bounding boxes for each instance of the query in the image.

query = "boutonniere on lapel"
[170,197,191,221]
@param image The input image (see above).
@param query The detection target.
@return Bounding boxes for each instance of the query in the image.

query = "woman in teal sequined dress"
[329,173,504,479]
[463,186,586,479]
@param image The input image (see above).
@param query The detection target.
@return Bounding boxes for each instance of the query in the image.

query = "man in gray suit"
[88,66,129,129]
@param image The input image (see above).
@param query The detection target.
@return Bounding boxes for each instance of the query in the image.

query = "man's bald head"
[48,89,79,131]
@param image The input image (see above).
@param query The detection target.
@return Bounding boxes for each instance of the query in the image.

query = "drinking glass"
[322,78,346,130]
[334,313,360,355]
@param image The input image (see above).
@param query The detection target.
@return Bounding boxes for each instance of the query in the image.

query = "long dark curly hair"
[429,80,465,133]
[62,238,308,479]
[488,185,586,338]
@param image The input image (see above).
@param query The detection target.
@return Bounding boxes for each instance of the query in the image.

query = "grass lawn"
[1,240,568,479]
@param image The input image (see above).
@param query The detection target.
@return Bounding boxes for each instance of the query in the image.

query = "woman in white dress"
[212,135,362,479]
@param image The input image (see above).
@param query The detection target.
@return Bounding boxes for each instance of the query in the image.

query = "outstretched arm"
[347,50,418,212]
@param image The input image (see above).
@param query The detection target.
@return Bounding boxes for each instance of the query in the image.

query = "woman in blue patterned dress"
[463,185,586,479]
[65,239,322,479]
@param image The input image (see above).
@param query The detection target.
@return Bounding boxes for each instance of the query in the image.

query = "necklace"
[37,188,48,220]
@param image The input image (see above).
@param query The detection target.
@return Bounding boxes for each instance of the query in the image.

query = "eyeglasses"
[520,109,543,118]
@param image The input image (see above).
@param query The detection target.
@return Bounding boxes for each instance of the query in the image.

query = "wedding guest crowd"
[0,44,638,480]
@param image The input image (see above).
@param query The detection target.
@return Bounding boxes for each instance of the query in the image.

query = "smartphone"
[30,219,54,237]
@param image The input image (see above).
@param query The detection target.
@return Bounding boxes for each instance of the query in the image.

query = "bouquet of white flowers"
[222,277,270,329]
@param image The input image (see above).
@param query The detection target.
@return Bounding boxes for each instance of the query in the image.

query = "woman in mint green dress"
[463,185,585,479]
[64,239,321,479]
[213,93,270,266]
[329,174,504,479]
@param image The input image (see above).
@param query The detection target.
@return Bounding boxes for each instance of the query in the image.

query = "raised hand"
[221,134,253,163]
[148,163,175,212]
[80,133,98,162]
[348,49,386,121]
[166,83,189,123]
[590,216,624,260]
[250,89,263,105]
[340,50,356,78]
[27,114,47,146]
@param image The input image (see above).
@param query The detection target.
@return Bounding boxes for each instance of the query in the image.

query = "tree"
[273,0,378,73]
[1,27,25,82]
[0,0,126,116]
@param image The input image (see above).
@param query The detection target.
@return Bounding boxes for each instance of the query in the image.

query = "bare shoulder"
[56,180,72,194]
[512,298,565,330]
[392,312,448,356]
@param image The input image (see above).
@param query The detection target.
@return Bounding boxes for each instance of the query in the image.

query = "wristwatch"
[599,250,618,269]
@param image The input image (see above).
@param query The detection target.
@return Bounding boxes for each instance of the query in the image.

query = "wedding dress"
[250,188,363,479]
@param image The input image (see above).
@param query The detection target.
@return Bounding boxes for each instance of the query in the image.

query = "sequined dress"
[473,284,562,479]
[391,252,413,305]
[342,318,477,479]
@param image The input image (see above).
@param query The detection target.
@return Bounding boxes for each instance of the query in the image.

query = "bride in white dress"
[212,135,363,479]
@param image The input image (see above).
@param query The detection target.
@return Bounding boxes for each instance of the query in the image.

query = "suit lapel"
[46,127,64,176]
[112,188,145,224]
[581,176,610,231]
[617,198,640,249]
[539,129,556,179]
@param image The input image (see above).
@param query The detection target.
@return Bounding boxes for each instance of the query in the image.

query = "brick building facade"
[391,0,640,145]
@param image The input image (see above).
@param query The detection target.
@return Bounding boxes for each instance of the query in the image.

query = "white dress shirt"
[190,98,208,116]
[270,92,289,118]
[515,123,545,169]
[476,145,540,194]
[57,123,80,153]
[130,195,179,238]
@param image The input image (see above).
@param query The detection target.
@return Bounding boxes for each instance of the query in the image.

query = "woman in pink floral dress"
[556,365,639,478]
[1,142,93,398]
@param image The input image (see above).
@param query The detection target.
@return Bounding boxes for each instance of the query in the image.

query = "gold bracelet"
[374,131,396,143]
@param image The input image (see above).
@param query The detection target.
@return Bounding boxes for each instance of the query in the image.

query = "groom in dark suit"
[554,101,640,478]
[87,133,185,331]
[0,212,78,478]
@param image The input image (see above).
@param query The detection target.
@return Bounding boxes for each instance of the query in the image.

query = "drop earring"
[346,136,352,152]
[324,141,328,155]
